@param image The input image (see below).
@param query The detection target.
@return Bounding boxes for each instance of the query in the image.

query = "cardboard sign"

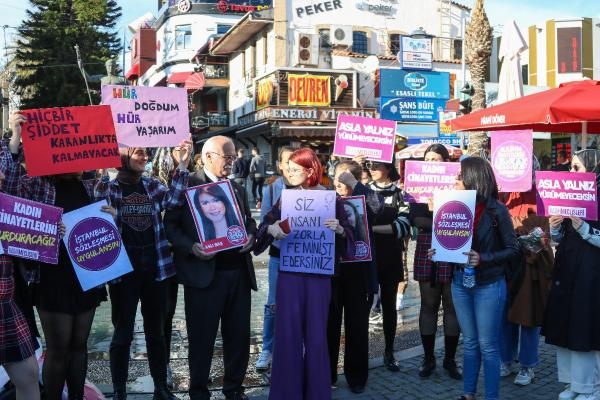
[21,106,121,176]
[101,85,190,148]
[62,201,133,291]
[280,189,336,275]
[431,190,476,264]
[333,115,396,162]
[340,196,372,263]
[0,193,62,264]
[403,161,461,203]
[186,180,248,254]
[536,171,598,220]
[491,130,533,192]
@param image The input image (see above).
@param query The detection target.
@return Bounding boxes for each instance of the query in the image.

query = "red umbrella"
[397,143,463,159]
[451,79,600,134]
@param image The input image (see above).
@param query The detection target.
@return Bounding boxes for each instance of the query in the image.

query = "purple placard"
[491,130,533,192]
[333,115,396,163]
[431,190,476,264]
[535,171,598,221]
[340,196,372,263]
[185,180,248,254]
[101,85,190,148]
[0,193,62,264]
[403,161,461,203]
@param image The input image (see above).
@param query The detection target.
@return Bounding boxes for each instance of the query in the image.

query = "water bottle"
[462,266,476,288]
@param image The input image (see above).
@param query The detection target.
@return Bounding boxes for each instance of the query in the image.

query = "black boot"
[419,334,436,378]
[383,349,400,372]
[444,335,463,380]
[153,382,180,400]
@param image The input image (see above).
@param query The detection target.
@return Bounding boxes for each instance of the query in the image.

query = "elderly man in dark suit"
[164,136,256,400]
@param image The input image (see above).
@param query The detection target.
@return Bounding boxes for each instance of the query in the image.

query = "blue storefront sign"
[380,69,450,99]
[407,136,468,147]
[380,97,447,122]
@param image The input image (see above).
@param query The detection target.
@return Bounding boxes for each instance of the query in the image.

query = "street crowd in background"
[0,111,599,400]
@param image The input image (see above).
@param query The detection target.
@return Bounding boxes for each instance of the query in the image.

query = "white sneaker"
[256,350,272,371]
[514,367,534,386]
[575,392,600,400]
[559,385,578,400]
[369,311,383,324]
[396,294,404,310]
[500,361,516,377]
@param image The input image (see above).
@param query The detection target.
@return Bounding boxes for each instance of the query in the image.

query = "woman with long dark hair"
[409,144,461,380]
[431,156,519,400]
[193,184,239,241]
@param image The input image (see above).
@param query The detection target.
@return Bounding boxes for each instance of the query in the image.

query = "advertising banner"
[280,189,336,275]
[399,36,433,70]
[333,114,396,162]
[287,74,330,106]
[403,161,461,203]
[62,201,133,291]
[186,180,248,254]
[379,69,450,99]
[102,85,190,148]
[431,190,476,264]
[380,97,447,122]
[21,106,121,176]
[491,130,533,192]
[340,196,372,263]
[0,193,62,264]
[536,171,597,220]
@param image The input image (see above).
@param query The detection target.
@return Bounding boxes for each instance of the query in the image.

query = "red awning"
[167,71,193,84]
[185,72,205,91]
[125,63,140,80]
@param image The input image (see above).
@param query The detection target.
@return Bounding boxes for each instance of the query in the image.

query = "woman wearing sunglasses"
[365,158,411,371]
[544,149,600,400]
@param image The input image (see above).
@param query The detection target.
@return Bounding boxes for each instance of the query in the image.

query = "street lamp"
[409,27,434,39]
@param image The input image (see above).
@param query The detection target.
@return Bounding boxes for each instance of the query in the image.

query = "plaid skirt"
[0,256,37,364]
[413,232,454,284]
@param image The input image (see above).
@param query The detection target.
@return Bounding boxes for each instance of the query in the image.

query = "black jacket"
[164,171,257,290]
[471,198,520,285]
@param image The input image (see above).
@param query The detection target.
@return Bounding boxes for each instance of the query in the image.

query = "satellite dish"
[362,55,380,74]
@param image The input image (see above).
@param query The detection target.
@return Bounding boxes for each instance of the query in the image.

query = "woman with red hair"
[254,147,354,400]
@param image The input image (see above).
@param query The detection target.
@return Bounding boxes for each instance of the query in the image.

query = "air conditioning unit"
[330,25,353,46]
[296,33,319,66]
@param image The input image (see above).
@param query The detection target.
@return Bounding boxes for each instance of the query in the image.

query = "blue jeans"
[452,273,506,400]
[261,256,279,353]
[499,297,541,367]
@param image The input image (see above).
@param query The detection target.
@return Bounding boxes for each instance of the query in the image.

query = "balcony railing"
[191,112,229,128]
[203,64,228,79]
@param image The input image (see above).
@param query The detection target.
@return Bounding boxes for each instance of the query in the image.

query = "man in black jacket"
[232,148,249,189]
[164,136,257,400]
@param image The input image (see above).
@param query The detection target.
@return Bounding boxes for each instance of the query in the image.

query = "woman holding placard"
[544,149,600,400]
[254,147,354,400]
[409,144,462,380]
[430,156,519,400]
[365,158,412,372]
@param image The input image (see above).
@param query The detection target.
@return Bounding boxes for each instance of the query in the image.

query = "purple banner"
[0,193,62,264]
[536,171,597,221]
[403,161,461,203]
[340,196,372,263]
[333,115,396,163]
[491,130,533,192]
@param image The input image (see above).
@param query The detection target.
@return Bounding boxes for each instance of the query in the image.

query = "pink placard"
[491,130,533,192]
[403,161,461,203]
[333,115,396,163]
[536,171,597,221]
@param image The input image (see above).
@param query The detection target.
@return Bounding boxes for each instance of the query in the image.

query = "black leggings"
[38,308,96,400]
[379,282,399,352]
[418,281,460,336]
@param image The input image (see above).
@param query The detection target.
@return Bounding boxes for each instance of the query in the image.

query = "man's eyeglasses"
[208,152,237,162]
[365,161,382,169]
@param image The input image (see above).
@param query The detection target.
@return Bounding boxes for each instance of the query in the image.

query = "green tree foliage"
[14,0,122,108]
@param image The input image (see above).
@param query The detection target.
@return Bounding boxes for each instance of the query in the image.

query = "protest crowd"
[0,104,600,400]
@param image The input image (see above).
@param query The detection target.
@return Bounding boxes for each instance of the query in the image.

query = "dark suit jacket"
[164,170,257,290]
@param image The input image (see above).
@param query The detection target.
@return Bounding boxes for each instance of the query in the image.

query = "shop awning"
[185,72,206,90]
[167,71,193,84]
[125,63,140,80]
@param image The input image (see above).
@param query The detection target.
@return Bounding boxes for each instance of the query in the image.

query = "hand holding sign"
[173,137,193,170]
[268,221,289,240]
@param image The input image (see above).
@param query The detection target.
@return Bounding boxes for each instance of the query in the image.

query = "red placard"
[21,105,121,176]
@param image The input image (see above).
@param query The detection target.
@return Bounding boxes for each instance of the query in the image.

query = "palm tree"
[464,0,493,156]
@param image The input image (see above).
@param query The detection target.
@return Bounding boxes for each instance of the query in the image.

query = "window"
[319,28,331,48]
[352,31,368,54]
[217,24,232,35]
[175,24,192,50]
[389,33,400,55]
